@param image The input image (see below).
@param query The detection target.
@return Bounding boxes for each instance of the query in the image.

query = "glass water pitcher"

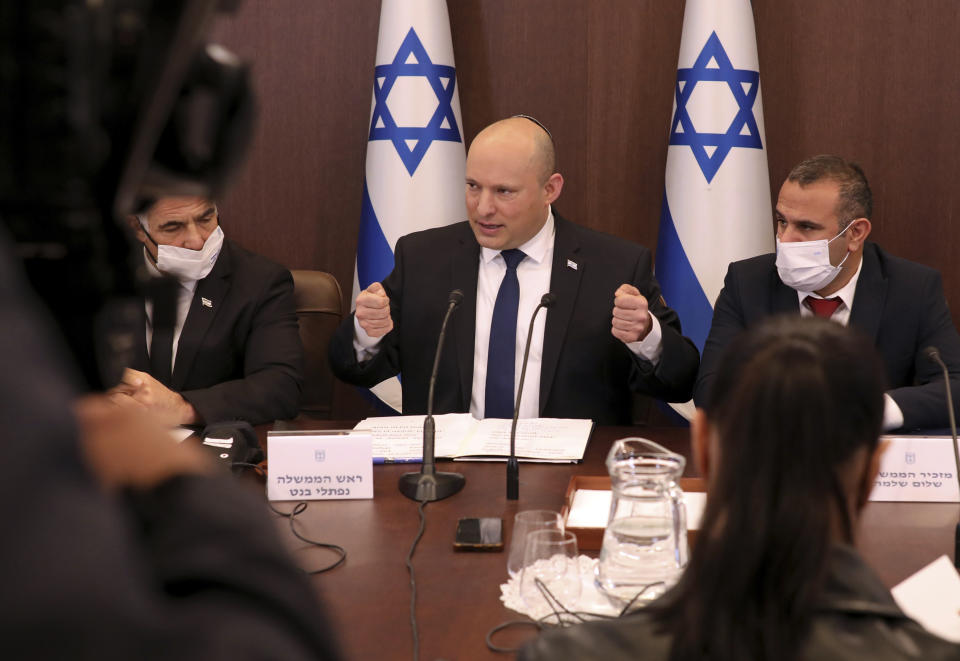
[595,437,688,609]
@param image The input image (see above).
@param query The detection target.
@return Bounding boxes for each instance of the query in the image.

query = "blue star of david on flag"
[369,28,461,176]
[669,31,762,183]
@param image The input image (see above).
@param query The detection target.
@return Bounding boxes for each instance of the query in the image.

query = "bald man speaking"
[330,117,699,425]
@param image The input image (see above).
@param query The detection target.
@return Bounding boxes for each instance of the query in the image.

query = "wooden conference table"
[259,421,958,661]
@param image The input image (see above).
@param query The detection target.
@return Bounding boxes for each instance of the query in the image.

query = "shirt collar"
[797,252,863,310]
[480,206,555,265]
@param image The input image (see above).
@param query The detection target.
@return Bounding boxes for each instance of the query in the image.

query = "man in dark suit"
[330,117,699,425]
[110,197,303,426]
[695,155,960,431]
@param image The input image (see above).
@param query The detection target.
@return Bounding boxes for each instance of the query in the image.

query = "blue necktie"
[485,249,526,418]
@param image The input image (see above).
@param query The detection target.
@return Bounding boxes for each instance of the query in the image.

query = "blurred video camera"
[0,0,253,389]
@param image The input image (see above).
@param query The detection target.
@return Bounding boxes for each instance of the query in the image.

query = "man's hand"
[355,282,394,337]
[611,284,653,343]
[75,395,211,489]
[108,368,199,426]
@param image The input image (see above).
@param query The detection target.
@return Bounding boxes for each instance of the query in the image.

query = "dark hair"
[787,155,872,228]
[649,316,886,661]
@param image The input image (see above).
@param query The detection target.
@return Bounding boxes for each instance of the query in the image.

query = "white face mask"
[775,223,852,292]
[144,224,224,282]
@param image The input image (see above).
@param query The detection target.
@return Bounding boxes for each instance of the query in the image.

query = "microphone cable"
[405,499,429,661]
[233,461,347,574]
[484,578,663,654]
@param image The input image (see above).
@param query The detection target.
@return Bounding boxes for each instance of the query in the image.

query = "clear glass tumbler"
[506,510,564,579]
[519,529,581,614]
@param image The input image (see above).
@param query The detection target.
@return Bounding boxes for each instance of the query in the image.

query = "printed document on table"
[354,414,474,460]
[353,414,593,462]
[892,555,960,642]
[459,417,593,462]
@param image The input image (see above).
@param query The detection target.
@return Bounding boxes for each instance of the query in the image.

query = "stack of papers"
[892,555,960,643]
[353,413,593,463]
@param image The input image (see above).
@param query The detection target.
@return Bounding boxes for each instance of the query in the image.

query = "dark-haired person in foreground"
[695,155,960,431]
[521,317,958,661]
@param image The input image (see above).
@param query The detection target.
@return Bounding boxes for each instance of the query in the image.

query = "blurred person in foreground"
[521,316,958,661]
[0,227,339,660]
[0,1,335,656]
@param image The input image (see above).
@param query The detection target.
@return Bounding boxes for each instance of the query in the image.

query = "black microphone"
[924,346,960,567]
[399,290,466,502]
[507,293,557,500]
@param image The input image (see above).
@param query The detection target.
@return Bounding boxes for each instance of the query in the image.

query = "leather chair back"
[291,270,342,418]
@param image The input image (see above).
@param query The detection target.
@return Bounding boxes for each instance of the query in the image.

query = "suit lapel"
[452,226,480,410]
[540,215,582,413]
[131,298,151,372]
[848,245,886,340]
[772,270,800,316]
[171,242,232,390]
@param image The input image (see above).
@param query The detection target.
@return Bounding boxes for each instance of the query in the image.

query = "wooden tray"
[562,475,707,550]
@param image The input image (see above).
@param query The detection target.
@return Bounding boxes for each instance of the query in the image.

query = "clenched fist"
[355,281,394,337]
[611,283,652,344]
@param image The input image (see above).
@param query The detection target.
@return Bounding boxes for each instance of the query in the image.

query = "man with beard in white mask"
[695,155,960,431]
[110,196,303,426]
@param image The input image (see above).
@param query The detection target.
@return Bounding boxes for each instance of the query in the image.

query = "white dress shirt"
[795,255,904,430]
[143,251,198,373]
[354,207,665,418]
[470,212,555,418]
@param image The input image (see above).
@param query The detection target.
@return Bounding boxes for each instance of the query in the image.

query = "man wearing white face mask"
[110,196,303,426]
[696,155,960,431]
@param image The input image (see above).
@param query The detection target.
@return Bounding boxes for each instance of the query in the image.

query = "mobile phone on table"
[454,517,504,552]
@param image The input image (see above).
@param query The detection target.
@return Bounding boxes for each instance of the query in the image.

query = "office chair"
[291,270,342,419]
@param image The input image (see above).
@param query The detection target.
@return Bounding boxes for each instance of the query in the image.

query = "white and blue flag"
[656,0,773,359]
[355,0,466,411]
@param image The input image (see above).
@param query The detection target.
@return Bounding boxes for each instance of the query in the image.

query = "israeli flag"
[656,0,773,356]
[355,0,466,411]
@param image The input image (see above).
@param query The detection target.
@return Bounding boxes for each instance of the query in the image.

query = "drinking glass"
[506,510,563,578]
[519,529,581,613]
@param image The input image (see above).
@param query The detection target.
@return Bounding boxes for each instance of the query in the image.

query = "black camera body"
[0,0,253,389]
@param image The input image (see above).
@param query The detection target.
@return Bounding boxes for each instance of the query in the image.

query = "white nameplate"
[266,430,373,501]
[869,436,960,502]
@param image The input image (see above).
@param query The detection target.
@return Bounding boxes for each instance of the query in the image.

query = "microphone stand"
[507,293,556,500]
[399,290,466,502]
[924,346,960,567]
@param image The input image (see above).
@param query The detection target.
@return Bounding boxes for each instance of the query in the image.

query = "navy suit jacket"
[695,242,960,430]
[134,239,303,425]
[330,214,700,425]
